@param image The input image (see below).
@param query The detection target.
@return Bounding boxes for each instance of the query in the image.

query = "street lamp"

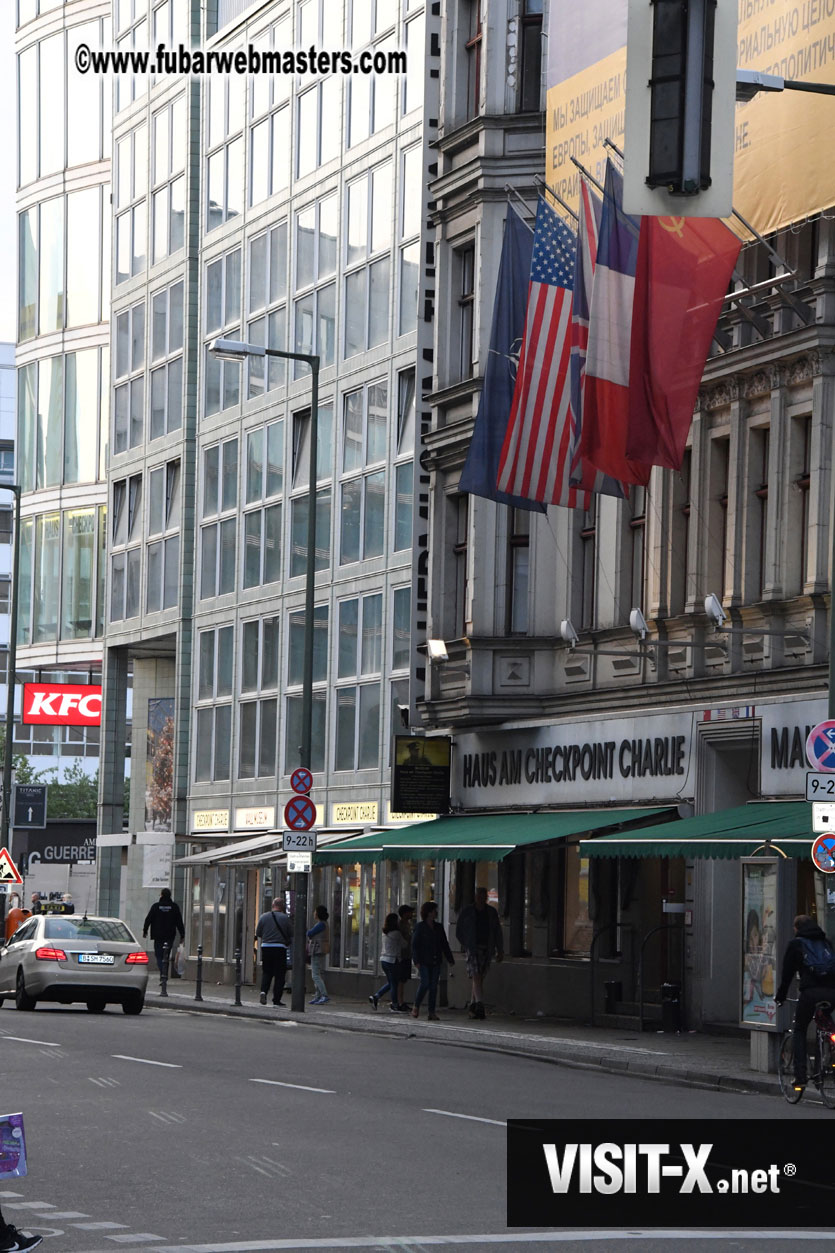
[0,485,21,872]
[209,338,320,1013]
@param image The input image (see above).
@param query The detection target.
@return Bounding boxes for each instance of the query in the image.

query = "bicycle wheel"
[778,1030,804,1103]
[817,1036,835,1108]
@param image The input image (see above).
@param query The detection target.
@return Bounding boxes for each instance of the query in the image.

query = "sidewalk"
[145,976,778,1097]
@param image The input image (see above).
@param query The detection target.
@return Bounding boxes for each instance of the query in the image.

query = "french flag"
[579,160,652,487]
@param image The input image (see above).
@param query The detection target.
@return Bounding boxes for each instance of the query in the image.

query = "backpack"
[798,936,835,981]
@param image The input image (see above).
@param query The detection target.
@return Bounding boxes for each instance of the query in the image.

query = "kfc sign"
[23,683,102,726]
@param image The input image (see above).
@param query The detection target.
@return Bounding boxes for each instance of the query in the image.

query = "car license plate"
[78,953,114,965]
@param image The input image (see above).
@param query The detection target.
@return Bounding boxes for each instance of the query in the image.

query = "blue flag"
[458,206,545,512]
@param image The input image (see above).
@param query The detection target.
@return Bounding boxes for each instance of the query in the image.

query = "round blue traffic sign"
[290,767,313,795]
[284,794,316,831]
[812,834,835,874]
[806,721,835,772]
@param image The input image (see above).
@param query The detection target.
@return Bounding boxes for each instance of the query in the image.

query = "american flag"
[497,196,590,508]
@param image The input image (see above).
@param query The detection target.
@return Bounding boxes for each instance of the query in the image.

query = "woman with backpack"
[774,914,835,1090]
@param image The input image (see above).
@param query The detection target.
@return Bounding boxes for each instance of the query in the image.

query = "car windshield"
[44,918,136,944]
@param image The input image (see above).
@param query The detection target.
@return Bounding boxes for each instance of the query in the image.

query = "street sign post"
[290,767,313,795]
[12,784,48,829]
[0,848,23,884]
[812,802,835,833]
[806,773,835,800]
[283,795,316,831]
[282,830,317,852]
[811,834,835,873]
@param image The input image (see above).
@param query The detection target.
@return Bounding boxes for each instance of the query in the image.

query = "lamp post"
[1,484,22,859]
[209,340,319,1012]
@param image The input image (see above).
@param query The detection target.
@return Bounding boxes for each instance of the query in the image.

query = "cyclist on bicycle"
[775,914,835,1090]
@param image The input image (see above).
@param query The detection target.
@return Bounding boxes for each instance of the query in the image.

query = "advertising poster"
[547,0,835,234]
[391,735,451,815]
[741,858,779,1028]
[143,843,173,890]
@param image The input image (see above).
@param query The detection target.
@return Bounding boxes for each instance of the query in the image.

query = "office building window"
[340,380,387,564]
[293,196,336,375]
[114,301,145,454]
[335,593,382,771]
[296,77,341,178]
[249,16,291,205]
[508,509,530,635]
[284,598,328,773]
[195,625,234,782]
[393,370,415,552]
[402,11,424,115]
[206,71,244,231]
[18,350,102,490]
[753,426,770,600]
[392,585,411,670]
[454,243,475,381]
[200,437,238,599]
[243,422,283,589]
[150,280,184,439]
[797,417,812,588]
[464,0,483,120]
[204,247,242,414]
[151,96,186,263]
[450,493,469,636]
[115,0,149,111]
[146,460,181,612]
[115,124,148,284]
[399,146,422,336]
[247,222,288,396]
[110,474,142,624]
[345,164,392,358]
[289,488,331,577]
[579,505,597,631]
[628,486,646,618]
[348,3,396,144]
[519,0,543,112]
[239,615,280,779]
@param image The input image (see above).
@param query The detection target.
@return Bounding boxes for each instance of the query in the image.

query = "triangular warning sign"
[0,848,22,884]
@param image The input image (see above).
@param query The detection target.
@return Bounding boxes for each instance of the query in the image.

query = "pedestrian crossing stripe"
[0,847,22,883]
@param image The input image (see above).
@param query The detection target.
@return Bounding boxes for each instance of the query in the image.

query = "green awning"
[314,807,671,865]
[579,800,815,860]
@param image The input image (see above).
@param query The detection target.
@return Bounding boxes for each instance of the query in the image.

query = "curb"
[144,991,777,1098]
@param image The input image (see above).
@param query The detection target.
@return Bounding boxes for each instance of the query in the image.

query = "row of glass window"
[17,348,109,491]
[18,17,110,187]
[19,187,110,341]
[17,508,107,646]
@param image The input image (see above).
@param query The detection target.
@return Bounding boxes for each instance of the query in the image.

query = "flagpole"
[533,176,578,223]
[502,185,537,230]
[569,156,605,196]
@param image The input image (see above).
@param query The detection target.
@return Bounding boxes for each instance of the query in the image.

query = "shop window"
[247,223,288,397]
[200,438,238,598]
[195,625,234,782]
[563,838,594,956]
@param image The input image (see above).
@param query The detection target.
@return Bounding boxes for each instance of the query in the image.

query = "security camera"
[629,608,648,640]
[704,593,727,628]
[560,619,579,646]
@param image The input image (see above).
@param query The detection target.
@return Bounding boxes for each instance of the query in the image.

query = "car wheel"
[122,991,144,1015]
[86,998,106,1013]
[15,970,36,1011]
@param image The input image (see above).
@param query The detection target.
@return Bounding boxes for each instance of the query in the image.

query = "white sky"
[0,3,16,344]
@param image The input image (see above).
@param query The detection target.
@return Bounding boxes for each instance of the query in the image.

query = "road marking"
[423,1108,506,1126]
[0,1034,61,1047]
[112,1055,182,1068]
[80,1232,835,1251]
[105,1236,166,1244]
[148,1110,186,1124]
[72,1222,130,1230]
[89,1077,121,1088]
[40,1211,90,1219]
[3,1201,57,1210]
[250,1078,335,1094]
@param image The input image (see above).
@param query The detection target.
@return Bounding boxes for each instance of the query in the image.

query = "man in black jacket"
[255,897,293,1007]
[143,888,186,978]
[456,887,504,1020]
[775,914,835,1088]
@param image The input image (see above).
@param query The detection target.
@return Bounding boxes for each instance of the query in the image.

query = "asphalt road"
[0,1001,832,1252]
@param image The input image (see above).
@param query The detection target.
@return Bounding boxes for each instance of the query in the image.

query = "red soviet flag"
[626,214,741,470]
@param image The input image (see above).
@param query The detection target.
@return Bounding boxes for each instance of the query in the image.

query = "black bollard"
[160,941,170,997]
[234,947,242,1006]
[195,944,203,1002]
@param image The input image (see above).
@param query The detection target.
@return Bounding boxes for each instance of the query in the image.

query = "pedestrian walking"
[142,888,186,979]
[255,897,293,1007]
[396,903,415,1011]
[306,905,330,1004]
[0,1203,43,1250]
[411,900,455,1021]
[455,886,504,1020]
[370,913,408,1011]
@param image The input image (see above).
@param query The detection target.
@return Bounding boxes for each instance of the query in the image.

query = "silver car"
[0,914,149,1014]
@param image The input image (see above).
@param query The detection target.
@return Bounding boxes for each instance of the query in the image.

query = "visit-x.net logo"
[507,1121,834,1227]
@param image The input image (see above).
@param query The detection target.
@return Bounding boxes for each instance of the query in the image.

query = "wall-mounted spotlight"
[426,639,450,662]
[704,592,727,628]
[629,607,649,641]
[560,619,580,647]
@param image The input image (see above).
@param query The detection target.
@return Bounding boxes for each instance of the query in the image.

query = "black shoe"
[169,971,182,979]
[259,992,267,1005]
[397,1003,411,1012]
[794,1077,807,1091]
[0,1227,44,1251]
[274,1000,286,1008]
[389,1002,401,1012]
[369,994,379,1010]
[476,1002,486,1020]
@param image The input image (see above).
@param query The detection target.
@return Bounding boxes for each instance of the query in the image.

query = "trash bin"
[661,981,682,1033]
[603,980,622,1014]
